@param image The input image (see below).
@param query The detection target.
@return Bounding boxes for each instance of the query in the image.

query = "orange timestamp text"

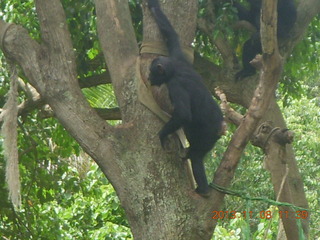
[212,210,309,220]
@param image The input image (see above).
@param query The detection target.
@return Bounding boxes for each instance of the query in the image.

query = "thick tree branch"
[95,0,139,109]
[279,0,320,58]
[196,0,320,107]
[194,54,257,107]
[207,1,312,238]
[0,1,128,194]
[36,106,121,121]
[35,0,78,90]
[95,108,121,120]
[294,0,320,43]
[233,20,257,33]
[215,88,243,126]
[0,21,45,92]
[79,72,111,88]
[209,0,283,228]
[1,71,116,121]
[198,19,237,70]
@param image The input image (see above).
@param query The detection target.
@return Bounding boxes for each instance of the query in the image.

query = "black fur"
[235,0,297,80]
[148,0,224,195]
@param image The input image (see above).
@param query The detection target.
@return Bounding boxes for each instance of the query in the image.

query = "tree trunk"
[0,0,318,239]
[253,100,309,238]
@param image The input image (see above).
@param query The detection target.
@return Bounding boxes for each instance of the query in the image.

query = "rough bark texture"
[0,0,319,239]
[194,1,317,238]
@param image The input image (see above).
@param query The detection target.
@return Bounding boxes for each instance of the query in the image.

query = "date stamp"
[212,210,309,220]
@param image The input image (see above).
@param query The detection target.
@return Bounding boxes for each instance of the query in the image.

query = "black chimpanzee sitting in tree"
[234,0,297,80]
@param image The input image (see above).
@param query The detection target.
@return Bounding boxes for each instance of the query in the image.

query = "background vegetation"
[0,0,319,239]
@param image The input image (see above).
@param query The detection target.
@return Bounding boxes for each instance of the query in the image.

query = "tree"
[0,0,319,239]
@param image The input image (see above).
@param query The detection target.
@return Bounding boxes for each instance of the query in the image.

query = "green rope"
[209,182,314,213]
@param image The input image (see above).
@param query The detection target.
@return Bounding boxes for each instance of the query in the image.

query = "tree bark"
[0,0,318,239]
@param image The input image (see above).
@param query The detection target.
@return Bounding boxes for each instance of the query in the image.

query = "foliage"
[284,97,320,226]
[0,0,319,239]
[82,85,118,109]
[0,163,132,239]
[209,95,320,239]
[196,1,238,64]
[0,0,39,38]
[281,16,320,105]
[0,118,131,239]
[62,0,100,78]
[211,206,280,240]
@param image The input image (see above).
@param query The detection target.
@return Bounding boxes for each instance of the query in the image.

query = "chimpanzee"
[147,0,224,196]
[235,0,297,80]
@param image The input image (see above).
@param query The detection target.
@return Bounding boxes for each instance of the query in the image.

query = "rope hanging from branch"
[0,61,21,209]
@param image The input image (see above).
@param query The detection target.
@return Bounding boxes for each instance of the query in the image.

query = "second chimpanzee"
[235,0,297,80]
[147,0,224,196]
